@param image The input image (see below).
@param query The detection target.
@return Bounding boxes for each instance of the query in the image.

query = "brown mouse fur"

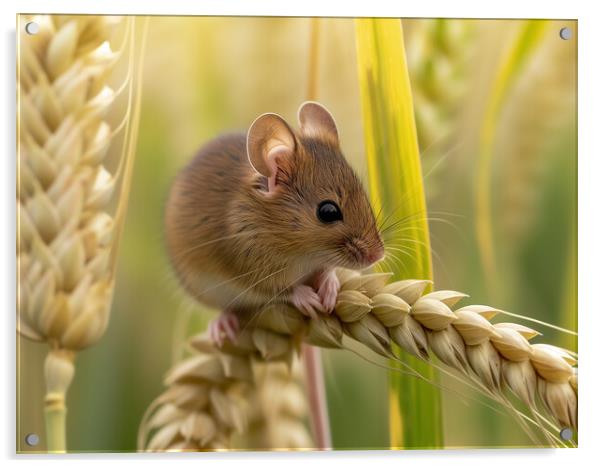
[165,102,384,338]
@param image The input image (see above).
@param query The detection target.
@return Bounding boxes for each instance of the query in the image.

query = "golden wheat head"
[17,14,145,452]
[140,268,577,451]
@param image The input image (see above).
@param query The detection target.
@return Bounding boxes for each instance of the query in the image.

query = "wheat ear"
[139,268,577,450]
[137,343,312,451]
[17,15,143,452]
[235,359,313,450]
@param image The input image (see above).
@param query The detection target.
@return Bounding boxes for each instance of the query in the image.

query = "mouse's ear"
[247,113,296,192]
[298,101,339,143]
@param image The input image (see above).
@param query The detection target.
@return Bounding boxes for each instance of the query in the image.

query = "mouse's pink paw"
[291,284,325,320]
[316,269,340,313]
[209,311,239,347]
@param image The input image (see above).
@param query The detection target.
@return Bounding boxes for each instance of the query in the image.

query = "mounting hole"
[559,27,572,40]
[25,433,39,447]
[25,22,40,35]
[559,427,573,441]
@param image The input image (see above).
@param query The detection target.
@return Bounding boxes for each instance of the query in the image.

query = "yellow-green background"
[18,17,577,451]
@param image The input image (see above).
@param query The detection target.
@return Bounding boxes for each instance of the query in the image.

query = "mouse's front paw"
[316,269,340,313]
[291,284,325,320]
[209,311,239,347]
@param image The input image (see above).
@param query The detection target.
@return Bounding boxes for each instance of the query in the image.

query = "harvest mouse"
[165,101,384,345]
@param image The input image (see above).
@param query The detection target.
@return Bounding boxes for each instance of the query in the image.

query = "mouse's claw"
[209,311,239,346]
[316,269,340,313]
[291,284,324,320]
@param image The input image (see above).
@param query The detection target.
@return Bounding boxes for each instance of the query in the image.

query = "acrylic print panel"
[16,15,577,453]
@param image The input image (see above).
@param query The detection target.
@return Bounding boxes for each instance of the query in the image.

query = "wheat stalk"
[355,18,444,448]
[17,15,145,452]
[139,268,577,451]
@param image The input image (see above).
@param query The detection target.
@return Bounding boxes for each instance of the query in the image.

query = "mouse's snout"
[345,235,385,268]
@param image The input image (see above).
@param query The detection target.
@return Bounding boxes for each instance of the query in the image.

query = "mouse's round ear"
[298,101,339,144]
[246,113,296,192]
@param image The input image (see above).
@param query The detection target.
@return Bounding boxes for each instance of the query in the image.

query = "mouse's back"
[164,133,256,301]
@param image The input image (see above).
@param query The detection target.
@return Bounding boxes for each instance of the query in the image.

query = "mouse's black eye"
[317,200,343,224]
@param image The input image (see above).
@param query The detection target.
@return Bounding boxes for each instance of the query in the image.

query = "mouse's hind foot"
[208,310,239,347]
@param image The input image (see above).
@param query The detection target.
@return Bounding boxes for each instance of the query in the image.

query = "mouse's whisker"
[173,231,257,259]
[385,243,420,253]
[379,208,421,231]
[381,214,463,238]
[333,249,351,266]
[260,267,311,309]
[218,265,290,339]
[376,199,427,233]
[386,237,431,250]
[373,203,386,225]
[222,266,289,313]
[377,207,387,225]
[239,304,272,338]
[382,226,430,240]
[377,207,409,232]
[385,243,419,257]
[373,141,464,229]
[386,240,446,275]
[379,209,428,233]
[194,266,266,298]
[375,199,415,228]
[420,140,466,181]
[378,255,393,274]
[384,246,409,266]
[385,246,416,266]
[381,211,427,231]
[382,223,465,253]
[383,252,406,276]
[379,208,463,234]
[238,266,311,336]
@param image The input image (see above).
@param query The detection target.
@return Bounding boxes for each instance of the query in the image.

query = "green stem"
[475,21,547,298]
[355,18,443,449]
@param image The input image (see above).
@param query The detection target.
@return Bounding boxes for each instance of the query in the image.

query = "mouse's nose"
[345,237,385,268]
[364,243,385,266]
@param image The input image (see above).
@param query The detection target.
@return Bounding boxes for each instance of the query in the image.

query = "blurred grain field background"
[18,16,576,451]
